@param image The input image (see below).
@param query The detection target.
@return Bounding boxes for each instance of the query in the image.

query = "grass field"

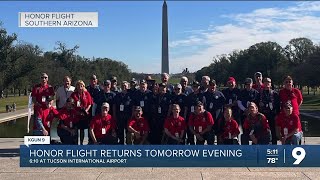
[300,94,320,110]
[0,96,29,113]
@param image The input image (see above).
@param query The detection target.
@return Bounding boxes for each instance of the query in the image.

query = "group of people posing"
[31,72,303,145]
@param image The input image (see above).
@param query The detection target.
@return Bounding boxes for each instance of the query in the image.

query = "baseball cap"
[209,79,216,86]
[134,106,142,111]
[255,72,262,77]
[159,83,166,87]
[130,78,137,84]
[175,83,182,89]
[104,80,111,86]
[46,96,54,102]
[227,77,236,83]
[196,101,204,106]
[245,78,253,84]
[90,74,97,80]
[110,76,117,82]
[140,79,147,84]
[263,77,272,83]
[192,81,200,87]
[101,102,110,108]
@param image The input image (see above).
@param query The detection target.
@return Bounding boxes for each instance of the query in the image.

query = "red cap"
[227,77,236,83]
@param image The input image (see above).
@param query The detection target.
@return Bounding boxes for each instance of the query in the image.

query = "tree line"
[195,37,320,93]
[0,23,131,95]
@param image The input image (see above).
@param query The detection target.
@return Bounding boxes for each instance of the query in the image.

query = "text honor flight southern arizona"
[29,149,243,158]
[23,13,93,27]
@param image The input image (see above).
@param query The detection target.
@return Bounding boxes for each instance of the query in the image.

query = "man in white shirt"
[56,76,75,109]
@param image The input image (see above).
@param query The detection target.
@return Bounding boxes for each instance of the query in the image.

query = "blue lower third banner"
[20,145,320,167]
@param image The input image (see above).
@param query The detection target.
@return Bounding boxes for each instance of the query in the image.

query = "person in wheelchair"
[162,104,186,145]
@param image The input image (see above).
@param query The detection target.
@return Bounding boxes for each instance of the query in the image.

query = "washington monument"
[162,0,169,74]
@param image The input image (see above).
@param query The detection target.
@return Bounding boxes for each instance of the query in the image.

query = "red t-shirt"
[276,112,302,139]
[253,83,265,92]
[34,107,59,133]
[58,108,79,129]
[128,117,150,135]
[279,88,303,115]
[90,114,115,139]
[31,83,55,112]
[243,113,270,138]
[220,119,240,139]
[70,91,93,112]
[164,116,186,136]
[188,111,214,133]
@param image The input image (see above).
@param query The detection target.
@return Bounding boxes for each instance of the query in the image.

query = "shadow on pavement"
[0,148,19,157]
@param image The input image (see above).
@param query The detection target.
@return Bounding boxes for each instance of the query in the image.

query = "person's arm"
[237,100,246,111]
[89,128,98,144]
[164,128,178,140]
[200,125,212,135]
[297,89,303,106]
[140,132,148,144]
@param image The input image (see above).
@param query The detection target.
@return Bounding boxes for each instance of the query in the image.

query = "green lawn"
[0,96,29,113]
[300,94,320,110]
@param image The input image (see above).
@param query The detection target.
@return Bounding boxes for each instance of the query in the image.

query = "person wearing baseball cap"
[237,78,260,127]
[170,83,188,119]
[163,104,186,144]
[89,102,117,145]
[110,76,120,93]
[241,102,271,145]
[258,77,281,145]
[253,72,265,92]
[95,80,116,116]
[127,106,150,144]
[276,102,303,145]
[129,78,138,94]
[222,77,241,124]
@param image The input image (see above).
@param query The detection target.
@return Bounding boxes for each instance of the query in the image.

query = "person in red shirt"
[217,107,240,145]
[89,102,117,145]
[276,102,303,145]
[127,106,150,145]
[279,76,303,116]
[57,98,79,145]
[33,96,59,137]
[31,73,55,120]
[241,102,271,145]
[163,104,186,145]
[252,72,265,92]
[188,101,214,145]
[70,80,93,145]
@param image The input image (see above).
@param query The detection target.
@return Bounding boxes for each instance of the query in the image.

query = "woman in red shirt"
[163,104,186,145]
[70,80,93,145]
[217,107,240,145]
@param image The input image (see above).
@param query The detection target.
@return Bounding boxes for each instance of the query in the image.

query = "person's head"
[158,83,167,94]
[110,76,117,87]
[66,97,75,109]
[133,106,143,118]
[63,76,72,88]
[195,101,204,114]
[254,72,263,83]
[244,78,253,90]
[101,102,110,116]
[140,80,148,92]
[45,96,54,108]
[192,81,200,92]
[153,83,159,94]
[90,74,98,86]
[283,76,293,90]
[224,107,232,120]
[121,81,129,91]
[248,102,258,116]
[209,80,216,92]
[76,80,86,92]
[263,77,272,89]
[161,73,169,83]
[103,80,111,91]
[172,104,181,116]
[145,75,152,81]
[174,83,182,95]
[201,76,210,87]
[130,78,137,89]
[227,77,236,89]
[40,73,49,85]
[283,102,293,116]
[180,76,188,88]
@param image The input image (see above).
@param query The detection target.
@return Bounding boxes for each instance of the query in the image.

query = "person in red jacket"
[33,96,59,137]
[70,80,93,145]
[217,107,240,145]
[241,102,271,145]
[279,76,303,116]
[89,102,117,145]
[127,106,150,145]
[57,98,79,145]
[276,102,303,145]
[31,73,55,121]
[188,101,214,145]
[163,104,186,144]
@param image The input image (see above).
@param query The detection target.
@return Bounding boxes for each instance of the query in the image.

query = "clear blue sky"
[1,1,319,73]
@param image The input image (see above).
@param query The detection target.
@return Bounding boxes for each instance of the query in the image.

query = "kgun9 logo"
[292,147,306,165]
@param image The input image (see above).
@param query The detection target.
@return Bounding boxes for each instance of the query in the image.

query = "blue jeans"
[285,132,303,145]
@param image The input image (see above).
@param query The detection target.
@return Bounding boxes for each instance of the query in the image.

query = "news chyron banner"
[20,144,320,167]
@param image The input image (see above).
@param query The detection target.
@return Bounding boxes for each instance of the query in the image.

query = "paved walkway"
[0,108,32,124]
[0,138,320,179]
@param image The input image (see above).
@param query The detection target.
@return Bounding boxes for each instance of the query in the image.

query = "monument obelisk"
[162,0,169,74]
